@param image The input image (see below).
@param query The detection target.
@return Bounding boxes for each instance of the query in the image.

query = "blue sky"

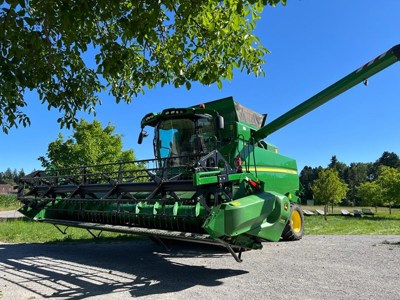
[1,1,400,173]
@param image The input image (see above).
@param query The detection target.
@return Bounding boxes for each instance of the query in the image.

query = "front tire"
[281,204,304,241]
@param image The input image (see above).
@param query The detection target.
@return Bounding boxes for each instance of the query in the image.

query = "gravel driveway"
[0,235,399,299]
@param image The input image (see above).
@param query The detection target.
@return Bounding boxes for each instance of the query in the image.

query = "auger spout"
[252,44,400,143]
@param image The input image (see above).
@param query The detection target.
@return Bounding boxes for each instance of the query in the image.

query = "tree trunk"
[324,203,328,221]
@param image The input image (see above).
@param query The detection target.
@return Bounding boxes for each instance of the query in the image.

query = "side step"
[37,218,246,262]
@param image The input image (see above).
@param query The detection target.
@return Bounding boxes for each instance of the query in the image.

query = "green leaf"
[0,0,279,133]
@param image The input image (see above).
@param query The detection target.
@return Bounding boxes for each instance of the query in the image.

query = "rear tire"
[281,204,304,241]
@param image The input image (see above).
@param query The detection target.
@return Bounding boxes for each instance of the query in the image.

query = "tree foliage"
[299,165,323,201]
[357,166,400,213]
[0,0,285,133]
[38,119,135,169]
[344,162,371,205]
[356,181,382,209]
[370,151,400,180]
[299,152,400,207]
[328,155,347,179]
[0,167,25,184]
[375,151,400,169]
[375,166,400,213]
[311,168,348,218]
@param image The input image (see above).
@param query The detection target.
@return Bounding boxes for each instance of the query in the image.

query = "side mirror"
[216,115,224,130]
[137,129,148,144]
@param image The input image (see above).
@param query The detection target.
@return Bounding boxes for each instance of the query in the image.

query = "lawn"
[0,194,21,211]
[0,218,140,244]
[304,213,400,235]
[302,205,400,235]
[0,195,138,244]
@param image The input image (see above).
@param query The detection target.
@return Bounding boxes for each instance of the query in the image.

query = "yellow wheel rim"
[291,210,302,233]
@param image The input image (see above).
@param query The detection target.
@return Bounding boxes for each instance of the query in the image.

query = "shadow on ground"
[0,240,247,299]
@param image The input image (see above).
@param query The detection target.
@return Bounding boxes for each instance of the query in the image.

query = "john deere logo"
[284,203,289,211]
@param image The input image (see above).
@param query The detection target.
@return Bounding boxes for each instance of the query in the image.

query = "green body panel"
[203,192,290,242]
[242,145,299,201]
[194,172,242,186]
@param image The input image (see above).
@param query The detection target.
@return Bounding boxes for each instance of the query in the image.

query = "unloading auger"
[18,45,400,262]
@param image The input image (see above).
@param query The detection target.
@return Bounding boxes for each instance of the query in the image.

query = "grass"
[0,218,142,244]
[0,194,21,211]
[304,213,400,235]
[303,205,400,235]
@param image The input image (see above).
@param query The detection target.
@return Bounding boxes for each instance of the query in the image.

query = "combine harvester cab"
[18,45,400,262]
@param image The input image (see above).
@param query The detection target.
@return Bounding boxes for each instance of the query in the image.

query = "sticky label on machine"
[230,201,241,206]
[284,203,289,211]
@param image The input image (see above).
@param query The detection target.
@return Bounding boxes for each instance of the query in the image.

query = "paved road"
[0,235,399,299]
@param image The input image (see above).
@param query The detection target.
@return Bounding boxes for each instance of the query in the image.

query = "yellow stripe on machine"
[248,167,298,175]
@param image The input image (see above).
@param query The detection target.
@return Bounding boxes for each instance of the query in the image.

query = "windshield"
[155,117,216,159]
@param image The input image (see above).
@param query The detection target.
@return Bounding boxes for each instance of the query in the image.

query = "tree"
[299,165,323,203]
[0,0,285,133]
[328,155,347,179]
[369,151,400,180]
[311,168,348,220]
[345,162,371,205]
[2,168,14,184]
[17,168,25,183]
[0,167,25,184]
[356,181,382,212]
[375,166,400,214]
[39,120,135,170]
[376,151,400,169]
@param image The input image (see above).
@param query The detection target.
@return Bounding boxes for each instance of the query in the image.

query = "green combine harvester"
[18,45,400,262]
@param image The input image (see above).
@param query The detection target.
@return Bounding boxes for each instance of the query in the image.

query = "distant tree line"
[300,151,400,209]
[0,168,25,185]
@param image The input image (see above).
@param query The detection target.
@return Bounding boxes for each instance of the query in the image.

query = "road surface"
[0,235,399,299]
